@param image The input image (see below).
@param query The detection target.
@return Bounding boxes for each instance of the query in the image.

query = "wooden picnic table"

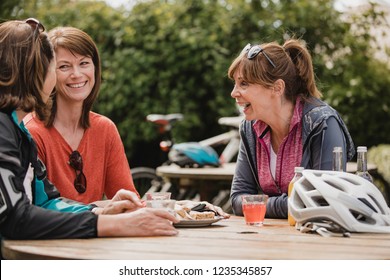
[2,216,390,260]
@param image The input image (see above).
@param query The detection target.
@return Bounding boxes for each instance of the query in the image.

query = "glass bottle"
[355,146,373,183]
[288,166,304,226]
[332,146,344,172]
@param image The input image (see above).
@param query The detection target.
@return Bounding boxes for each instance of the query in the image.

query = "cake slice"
[189,211,215,220]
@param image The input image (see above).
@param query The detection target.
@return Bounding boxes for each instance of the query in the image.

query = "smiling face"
[230,69,275,122]
[55,47,95,103]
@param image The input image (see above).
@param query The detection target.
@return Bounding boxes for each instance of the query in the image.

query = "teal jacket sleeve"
[34,177,93,213]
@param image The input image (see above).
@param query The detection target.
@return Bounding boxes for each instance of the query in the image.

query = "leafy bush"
[368,145,390,205]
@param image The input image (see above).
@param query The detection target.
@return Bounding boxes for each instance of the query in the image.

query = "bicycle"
[131,113,242,199]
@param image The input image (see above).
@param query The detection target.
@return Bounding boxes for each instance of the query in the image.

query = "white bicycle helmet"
[289,169,390,234]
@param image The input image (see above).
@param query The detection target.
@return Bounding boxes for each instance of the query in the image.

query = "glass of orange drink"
[242,194,268,226]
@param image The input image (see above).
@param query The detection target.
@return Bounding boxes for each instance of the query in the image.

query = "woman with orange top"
[25,26,138,205]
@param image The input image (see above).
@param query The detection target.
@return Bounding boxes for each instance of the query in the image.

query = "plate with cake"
[173,202,226,227]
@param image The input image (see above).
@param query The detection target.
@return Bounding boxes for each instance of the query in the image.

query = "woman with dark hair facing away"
[228,39,355,218]
[0,19,178,242]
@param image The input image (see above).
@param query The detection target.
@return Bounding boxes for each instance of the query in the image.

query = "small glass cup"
[146,199,176,215]
[145,192,171,200]
[242,194,268,226]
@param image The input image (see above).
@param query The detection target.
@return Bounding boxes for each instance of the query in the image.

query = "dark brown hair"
[228,39,322,102]
[0,20,53,117]
[46,26,101,128]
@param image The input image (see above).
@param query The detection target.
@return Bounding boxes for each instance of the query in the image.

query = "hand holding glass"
[242,194,268,226]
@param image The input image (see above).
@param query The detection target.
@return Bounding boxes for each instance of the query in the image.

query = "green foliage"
[368,145,390,203]
[369,144,390,182]
[323,3,390,147]
[6,0,390,167]
[0,0,27,20]
[97,0,238,163]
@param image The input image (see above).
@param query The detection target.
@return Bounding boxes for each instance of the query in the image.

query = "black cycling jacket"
[0,111,97,240]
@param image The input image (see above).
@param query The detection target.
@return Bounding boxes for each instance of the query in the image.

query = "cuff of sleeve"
[89,204,99,214]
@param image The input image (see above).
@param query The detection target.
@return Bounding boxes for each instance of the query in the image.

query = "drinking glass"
[241,194,268,226]
[145,192,171,200]
[146,199,176,215]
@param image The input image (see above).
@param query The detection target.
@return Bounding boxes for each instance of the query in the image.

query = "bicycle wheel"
[131,167,163,197]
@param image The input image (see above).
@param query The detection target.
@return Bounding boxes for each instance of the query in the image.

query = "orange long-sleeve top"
[24,112,139,203]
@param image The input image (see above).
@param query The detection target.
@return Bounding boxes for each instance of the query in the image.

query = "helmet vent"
[350,210,367,222]
[323,179,346,192]
[350,210,376,225]
[301,180,315,192]
[295,193,307,209]
[358,197,377,213]
[342,177,360,186]
[312,196,329,207]
[367,194,387,214]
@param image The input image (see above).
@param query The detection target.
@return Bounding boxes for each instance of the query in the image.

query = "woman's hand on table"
[97,207,179,237]
[93,189,145,215]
